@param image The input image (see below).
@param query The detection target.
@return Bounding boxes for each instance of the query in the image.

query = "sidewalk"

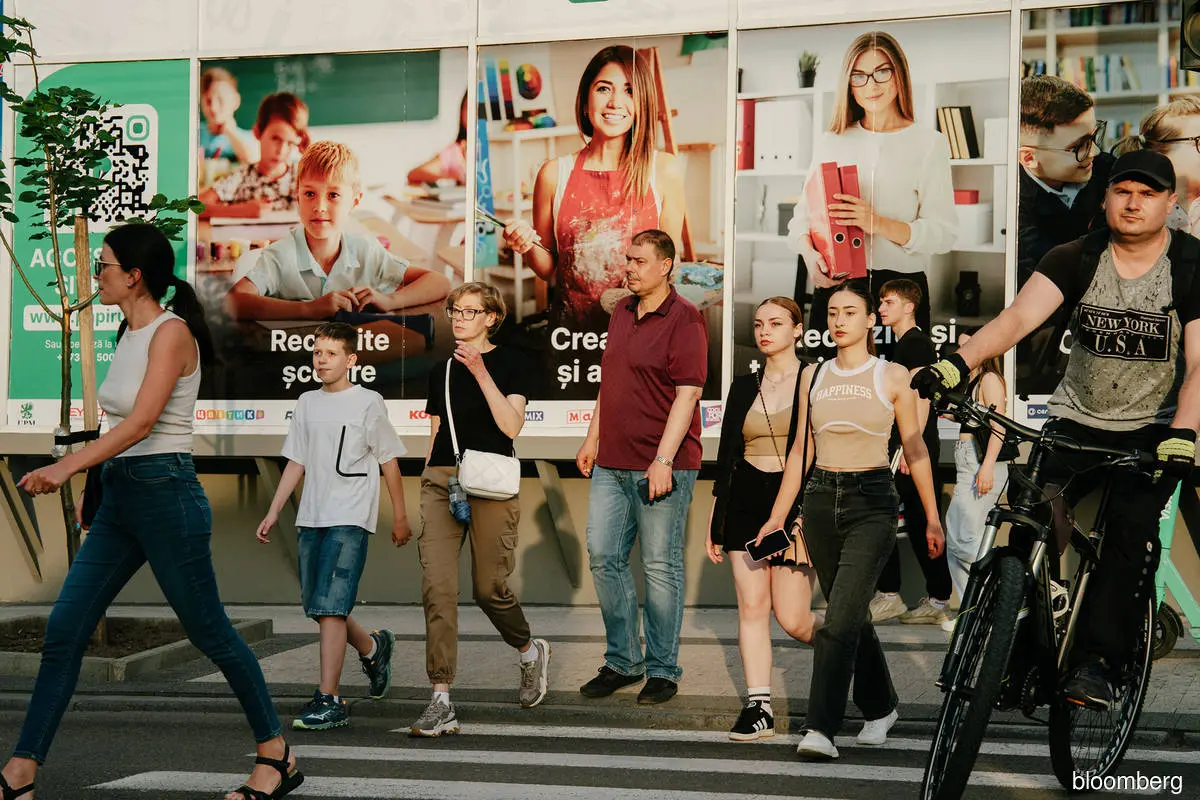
[1,604,1197,736]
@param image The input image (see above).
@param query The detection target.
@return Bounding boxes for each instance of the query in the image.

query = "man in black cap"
[913,149,1200,710]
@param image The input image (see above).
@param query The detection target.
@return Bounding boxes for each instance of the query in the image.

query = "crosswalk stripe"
[390,723,1199,765]
[92,772,827,799]
[288,744,1062,789]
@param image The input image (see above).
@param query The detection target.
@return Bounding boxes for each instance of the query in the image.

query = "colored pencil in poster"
[499,59,516,120]
[485,59,502,121]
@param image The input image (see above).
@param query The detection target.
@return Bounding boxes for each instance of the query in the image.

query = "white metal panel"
[10,0,199,63]
[477,0,731,45]
[197,0,473,57]
[738,0,1012,29]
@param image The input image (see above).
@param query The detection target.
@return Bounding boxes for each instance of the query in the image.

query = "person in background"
[707,296,821,742]
[577,229,706,706]
[871,279,953,626]
[408,92,469,186]
[413,282,550,737]
[1112,96,1200,238]
[2,223,303,800]
[198,67,259,187]
[760,280,944,760]
[941,331,1010,632]
[255,322,409,732]
[787,30,956,352]
[200,92,310,219]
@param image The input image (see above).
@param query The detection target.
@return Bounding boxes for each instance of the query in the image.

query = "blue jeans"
[12,454,282,763]
[585,466,697,682]
[803,467,900,739]
[944,440,1007,601]
[297,525,369,618]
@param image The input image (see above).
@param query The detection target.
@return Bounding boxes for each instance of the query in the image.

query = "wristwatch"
[654,455,674,467]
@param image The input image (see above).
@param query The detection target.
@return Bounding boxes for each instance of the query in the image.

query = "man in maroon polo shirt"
[574,228,708,706]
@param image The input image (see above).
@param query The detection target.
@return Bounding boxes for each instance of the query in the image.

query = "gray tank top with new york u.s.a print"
[1048,247,1184,431]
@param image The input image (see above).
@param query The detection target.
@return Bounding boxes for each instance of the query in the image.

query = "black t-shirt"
[425,346,531,467]
[889,326,939,456]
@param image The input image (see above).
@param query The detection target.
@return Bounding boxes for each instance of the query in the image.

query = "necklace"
[761,366,799,388]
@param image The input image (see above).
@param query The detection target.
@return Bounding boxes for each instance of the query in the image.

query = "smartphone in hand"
[746,528,793,562]
[637,477,674,505]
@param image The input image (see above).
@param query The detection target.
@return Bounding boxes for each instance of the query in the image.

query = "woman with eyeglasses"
[412,281,550,738]
[786,31,957,352]
[1113,95,1200,237]
[2,223,303,800]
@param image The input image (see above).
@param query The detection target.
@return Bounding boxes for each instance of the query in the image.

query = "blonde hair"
[829,31,915,135]
[1113,96,1200,156]
[445,281,507,337]
[200,66,236,94]
[297,140,361,190]
[575,45,659,201]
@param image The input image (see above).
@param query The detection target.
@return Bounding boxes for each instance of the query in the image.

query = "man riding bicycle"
[914,149,1200,711]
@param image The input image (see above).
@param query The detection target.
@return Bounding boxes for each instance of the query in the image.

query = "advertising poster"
[471,33,729,432]
[193,48,469,431]
[1015,0,1184,424]
[732,14,1012,377]
[6,59,191,429]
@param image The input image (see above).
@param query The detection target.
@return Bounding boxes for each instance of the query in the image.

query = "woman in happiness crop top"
[8,224,303,800]
[754,281,944,755]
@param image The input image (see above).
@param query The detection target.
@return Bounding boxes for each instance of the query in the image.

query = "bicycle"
[921,391,1162,800]
[1152,485,1200,659]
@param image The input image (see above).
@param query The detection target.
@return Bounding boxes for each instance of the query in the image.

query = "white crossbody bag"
[444,359,521,500]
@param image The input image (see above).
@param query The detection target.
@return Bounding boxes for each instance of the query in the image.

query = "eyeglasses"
[849,66,894,88]
[93,258,121,279]
[1024,121,1108,163]
[445,306,486,321]
[1159,133,1200,154]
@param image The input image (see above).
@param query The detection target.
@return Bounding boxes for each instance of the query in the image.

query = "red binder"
[837,164,868,279]
[736,100,755,170]
[806,161,853,278]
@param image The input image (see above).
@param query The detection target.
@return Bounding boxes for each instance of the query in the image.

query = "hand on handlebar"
[911,353,969,402]
[1153,428,1197,484]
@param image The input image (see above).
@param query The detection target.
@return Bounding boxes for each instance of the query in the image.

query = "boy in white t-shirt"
[256,321,410,730]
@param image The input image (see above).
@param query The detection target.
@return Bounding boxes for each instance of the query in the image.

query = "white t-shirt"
[281,384,406,532]
[245,226,409,301]
[787,122,958,273]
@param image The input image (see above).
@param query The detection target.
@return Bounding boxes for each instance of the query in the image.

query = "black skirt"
[721,460,809,566]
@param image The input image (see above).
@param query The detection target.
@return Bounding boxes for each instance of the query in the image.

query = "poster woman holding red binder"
[787,31,956,348]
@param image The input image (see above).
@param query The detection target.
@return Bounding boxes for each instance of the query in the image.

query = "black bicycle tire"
[1048,596,1155,793]
[1151,604,1180,661]
[921,554,1026,800]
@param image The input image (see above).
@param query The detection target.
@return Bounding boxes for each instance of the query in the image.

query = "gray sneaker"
[519,638,551,708]
[410,698,459,737]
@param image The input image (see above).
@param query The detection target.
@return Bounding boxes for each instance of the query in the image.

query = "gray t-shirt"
[1046,245,1184,430]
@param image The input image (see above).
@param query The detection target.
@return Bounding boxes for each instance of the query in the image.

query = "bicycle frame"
[1156,485,1200,643]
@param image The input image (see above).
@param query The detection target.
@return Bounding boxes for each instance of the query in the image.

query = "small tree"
[0,15,202,563]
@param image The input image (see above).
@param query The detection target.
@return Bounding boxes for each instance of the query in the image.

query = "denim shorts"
[297,525,369,618]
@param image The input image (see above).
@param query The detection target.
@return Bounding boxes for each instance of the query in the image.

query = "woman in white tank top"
[758,281,945,761]
[5,225,302,800]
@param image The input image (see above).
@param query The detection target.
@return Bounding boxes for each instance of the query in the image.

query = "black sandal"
[225,743,303,800]
[0,774,33,800]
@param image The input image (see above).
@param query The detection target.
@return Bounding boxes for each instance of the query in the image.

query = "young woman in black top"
[413,282,550,738]
[707,297,820,741]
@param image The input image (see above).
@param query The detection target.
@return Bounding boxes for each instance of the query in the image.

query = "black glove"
[1153,427,1196,484]
[911,352,969,401]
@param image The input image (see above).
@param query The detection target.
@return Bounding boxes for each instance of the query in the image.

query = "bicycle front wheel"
[921,554,1025,800]
[1049,595,1155,793]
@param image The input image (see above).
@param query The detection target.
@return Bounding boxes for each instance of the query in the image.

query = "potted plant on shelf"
[798,51,820,88]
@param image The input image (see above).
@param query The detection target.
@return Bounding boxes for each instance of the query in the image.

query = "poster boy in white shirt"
[256,321,410,731]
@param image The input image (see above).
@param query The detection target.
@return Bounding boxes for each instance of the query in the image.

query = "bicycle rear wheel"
[921,554,1025,800]
[1049,596,1154,793]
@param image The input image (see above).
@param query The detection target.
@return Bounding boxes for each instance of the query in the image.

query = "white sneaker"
[899,597,951,625]
[869,592,908,623]
[796,730,839,759]
[856,708,898,746]
[940,615,957,634]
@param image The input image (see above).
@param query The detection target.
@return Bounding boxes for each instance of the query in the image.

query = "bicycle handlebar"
[935,390,1157,470]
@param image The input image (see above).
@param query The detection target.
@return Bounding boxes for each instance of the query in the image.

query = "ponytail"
[166,277,216,366]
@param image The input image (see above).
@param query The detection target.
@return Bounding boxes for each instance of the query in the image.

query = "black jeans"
[803,467,900,738]
[806,269,931,361]
[1039,419,1180,668]
[877,469,952,601]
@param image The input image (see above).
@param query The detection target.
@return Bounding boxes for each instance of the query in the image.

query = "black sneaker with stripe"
[360,629,394,700]
[728,699,775,741]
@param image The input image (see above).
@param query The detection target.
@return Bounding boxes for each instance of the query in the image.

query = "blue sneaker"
[292,690,348,731]
[361,629,394,700]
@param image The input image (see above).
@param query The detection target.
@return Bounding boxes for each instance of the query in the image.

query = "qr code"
[79,104,159,230]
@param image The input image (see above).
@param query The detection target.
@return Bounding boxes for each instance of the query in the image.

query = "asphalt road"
[0,709,1196,798]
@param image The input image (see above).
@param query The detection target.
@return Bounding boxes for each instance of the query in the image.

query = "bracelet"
[654,455,674,468]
